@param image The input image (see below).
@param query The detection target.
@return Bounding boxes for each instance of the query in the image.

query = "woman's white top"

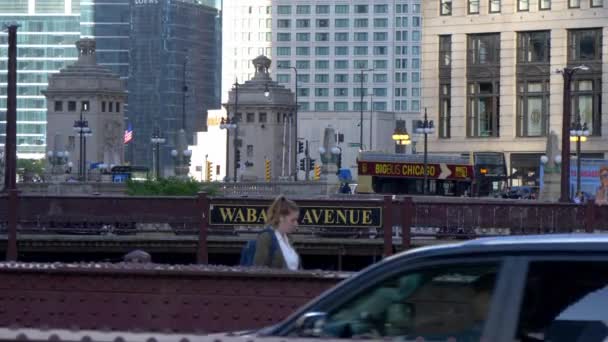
[274,230,300,270]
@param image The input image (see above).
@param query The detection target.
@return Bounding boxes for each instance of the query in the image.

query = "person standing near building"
[253,195,301,270]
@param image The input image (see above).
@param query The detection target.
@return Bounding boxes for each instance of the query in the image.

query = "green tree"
[17,158,45,182]
[125,177,220,196]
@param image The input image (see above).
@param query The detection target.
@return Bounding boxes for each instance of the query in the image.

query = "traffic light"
[336,153,342,169]
[235,149,241,163]
[297,141,304,154]
[308,158,315,171]
[206,161,213,181]
[314,164,321,180]
[299,158,306,171]
[265,159,271,182]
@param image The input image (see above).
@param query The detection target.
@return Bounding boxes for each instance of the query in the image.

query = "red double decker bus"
[356,151,507,197]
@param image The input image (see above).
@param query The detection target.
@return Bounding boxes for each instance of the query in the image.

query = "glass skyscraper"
[0,0,80,157]
[127,0,220,169]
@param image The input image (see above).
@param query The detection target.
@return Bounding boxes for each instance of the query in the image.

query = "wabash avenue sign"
[210,205,382,228]
[358,161,473,180]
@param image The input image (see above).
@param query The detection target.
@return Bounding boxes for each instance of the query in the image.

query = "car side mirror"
[294,311,327,337]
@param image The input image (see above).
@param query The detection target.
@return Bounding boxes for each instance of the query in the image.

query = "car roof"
[390,234,608,262]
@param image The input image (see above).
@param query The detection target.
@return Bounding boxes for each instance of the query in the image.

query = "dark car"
[244,235,608,342]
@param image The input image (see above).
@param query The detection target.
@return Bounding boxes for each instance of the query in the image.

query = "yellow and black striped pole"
[265,159,271,182]
[314,164,321,181]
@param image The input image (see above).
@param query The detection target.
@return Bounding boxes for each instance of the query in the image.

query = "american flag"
[124,123,133,144]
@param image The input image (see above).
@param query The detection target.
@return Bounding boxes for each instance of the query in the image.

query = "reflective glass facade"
[80,0,130,81]
[127,0,220,168]
[0,0,80,156]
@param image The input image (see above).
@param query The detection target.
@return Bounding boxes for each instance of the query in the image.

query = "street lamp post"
[46,150,69,175]
[359,68,374,150]
[558,65,589,202]
[73,105,91,182]
[416,108,435,195]
[150,126,166,180]
[392,127,410,153]
[279,65,299,181]
[570,115,590,196]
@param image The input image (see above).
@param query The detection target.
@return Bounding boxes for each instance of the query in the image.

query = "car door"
[272,255,522,342]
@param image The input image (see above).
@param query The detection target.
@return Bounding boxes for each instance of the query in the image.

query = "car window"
[317,263,500,340]
[515,261,608,342]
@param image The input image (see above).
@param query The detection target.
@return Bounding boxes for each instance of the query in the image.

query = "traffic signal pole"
[304,140,310,181]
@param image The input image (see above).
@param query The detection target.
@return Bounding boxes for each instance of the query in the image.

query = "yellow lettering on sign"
[349,210,360,225]
[247,208,258,223]
[324,210,335,224]
[219,207,237,222]
[336,210,347,225]
[362,210,372,225]
[235,209,245,223]
[456,166,468,178]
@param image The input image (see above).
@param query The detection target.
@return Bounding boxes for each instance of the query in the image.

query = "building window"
[335,74,348,83]
[315,88,329,96]
[259,112,267,123]
[373,88,387,96]
[335,4,348,13]
[373,19,388,28]
[316,5,330,14]
[296,19,309,28]
[277,33,291,42]
[316,19,329,28]
[373,46,387,55]
[334,88,348,96]
[354,60,368,69]
[314,74,329,83]
[568,28,602,62]
[54,101,63,112]
[108,102,113,112]
[277,47,291,56]
[295,47,309,56]
[374,32,388,41]
[116,102,120,113]
[354,32,368,41]
[569,0,580,7]
[277,5,291,15]
[439,35,452,68]
[539,0,551,9]
[518,31,550,64]
[315,60,329,69]
[315,33,329,41]
[335,46,348,55]
[297,74,310,83]
[354,46,368,55]
[296,33,310,41]
[571,79,602,135]
[334,102,348,111]
[296,5,310,14]
[467,81,500,137]
[101,101,106,112]
[297,88,309,97]
[354,5,368,13]
[354,18,368,28]
[335,18,349,28]
[468,33,500,65]
[335,32,348,41]
[277,74,290,83]
[591,0,602,7]
[373,60,387,69]
[277,19,290,28]
[246,145,253,158]
[68,101,76,111]
[440,0,452,15]
[489,0,501,12]
[439,84,451,138]
[518,0,529,11]
[296,60,310,69]
[517,81,549,137]
[314,102,329,111]
[335,60,349,69]
[315,47,329,55]
[468,0,480,14]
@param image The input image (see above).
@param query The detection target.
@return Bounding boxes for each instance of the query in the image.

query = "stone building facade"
[422,0,608,189]
[42,39,127,176]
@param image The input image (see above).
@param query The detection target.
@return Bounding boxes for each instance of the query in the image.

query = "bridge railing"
[1,192,607,261]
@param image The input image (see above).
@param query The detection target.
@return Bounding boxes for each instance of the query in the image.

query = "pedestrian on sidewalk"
[253,195,301,270]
